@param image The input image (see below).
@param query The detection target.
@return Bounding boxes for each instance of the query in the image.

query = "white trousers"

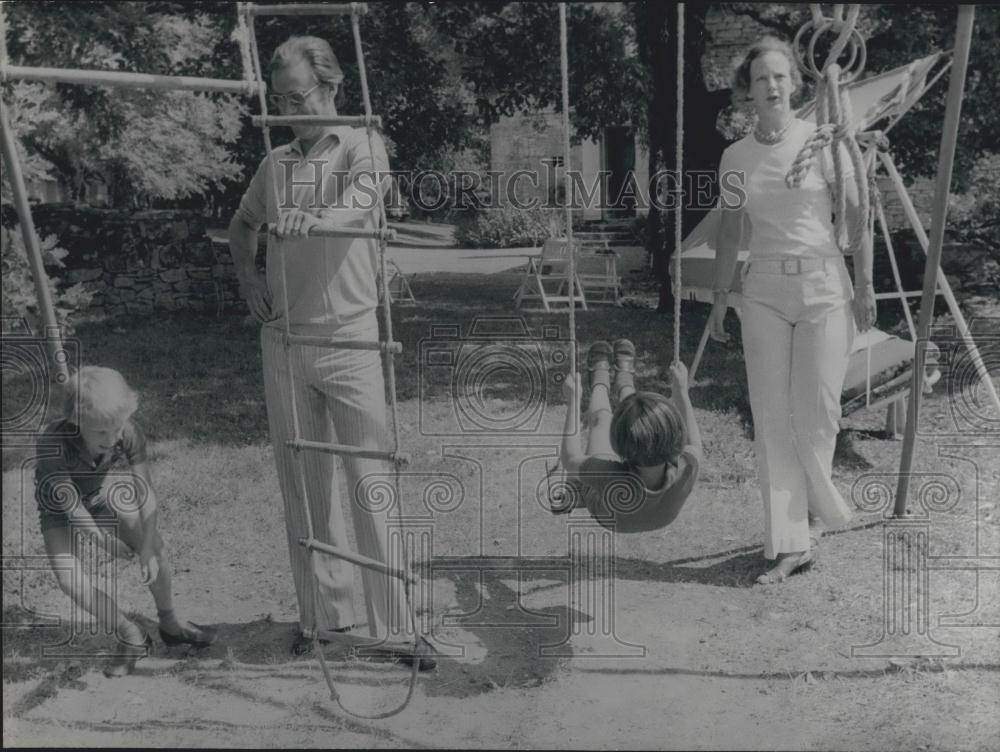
[261,322,411,640]
[740,256,856,559]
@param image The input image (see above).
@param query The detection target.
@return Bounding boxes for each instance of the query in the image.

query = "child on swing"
[553,340,702,532]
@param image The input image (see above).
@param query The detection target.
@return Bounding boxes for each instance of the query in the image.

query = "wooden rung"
[287,439,410,465]
[284,334,401,353]
[253,114,381,129]
[266,224,395,242]
[246,2,366,16]
[298,537,415,583]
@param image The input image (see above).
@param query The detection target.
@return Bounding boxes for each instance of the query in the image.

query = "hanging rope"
[786,4,870,255]
[246,5,419,720]
[234,3,256,86]
[245,7,316,555]
[672,4,685,366]
[559,3,577,374]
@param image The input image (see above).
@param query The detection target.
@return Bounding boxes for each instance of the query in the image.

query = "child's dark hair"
[610,392,685,468]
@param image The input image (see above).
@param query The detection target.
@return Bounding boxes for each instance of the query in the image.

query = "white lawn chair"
[514,238,588,312]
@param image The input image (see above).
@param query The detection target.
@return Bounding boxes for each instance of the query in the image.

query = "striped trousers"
[261,322,411,640]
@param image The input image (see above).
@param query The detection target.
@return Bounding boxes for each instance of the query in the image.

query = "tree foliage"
[425,2,647,142]
[1,226,94,331]
[3,2,996,231]
[3,2,246,208]
[4,1,653,214]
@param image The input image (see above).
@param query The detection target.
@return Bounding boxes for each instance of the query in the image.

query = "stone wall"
[3,205,260,317]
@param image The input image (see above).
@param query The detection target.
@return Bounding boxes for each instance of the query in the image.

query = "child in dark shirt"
[35,367,215,676]
[555,340,702,533]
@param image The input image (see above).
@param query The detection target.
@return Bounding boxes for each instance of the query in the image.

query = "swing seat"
[568,471,690,534]
[841,329,941,436]
[550,457,696,534]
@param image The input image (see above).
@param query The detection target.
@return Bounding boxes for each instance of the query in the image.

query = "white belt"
[746,257,833,275]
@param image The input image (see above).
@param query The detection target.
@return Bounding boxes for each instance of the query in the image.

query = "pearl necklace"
[754,118,794,145]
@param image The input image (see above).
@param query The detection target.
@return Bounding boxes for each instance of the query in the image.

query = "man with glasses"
[228,36,435,669]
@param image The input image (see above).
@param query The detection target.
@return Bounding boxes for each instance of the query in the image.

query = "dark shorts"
[38,499,118,534]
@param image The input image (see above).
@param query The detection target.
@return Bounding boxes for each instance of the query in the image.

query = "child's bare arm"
[129,462,161,584]
[560,372,586,474]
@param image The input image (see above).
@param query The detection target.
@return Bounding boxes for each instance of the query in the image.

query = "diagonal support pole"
[894,5,979,518]
[0,98,69,382]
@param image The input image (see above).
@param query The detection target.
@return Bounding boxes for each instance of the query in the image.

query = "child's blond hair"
[610,392,684,468]
[64,367,138,427]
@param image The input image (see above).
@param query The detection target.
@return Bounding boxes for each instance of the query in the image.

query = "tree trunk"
[639,4,730,313]
[639,2,670,309]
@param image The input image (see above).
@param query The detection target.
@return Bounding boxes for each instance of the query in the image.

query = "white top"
[235,127,389,334]
[718,118,852,259]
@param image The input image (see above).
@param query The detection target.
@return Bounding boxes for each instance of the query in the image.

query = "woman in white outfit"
[709,37,877,584]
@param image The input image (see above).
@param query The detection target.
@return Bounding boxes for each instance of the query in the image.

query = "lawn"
[2,269,999,749]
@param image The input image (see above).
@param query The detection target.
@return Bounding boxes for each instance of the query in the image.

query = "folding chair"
[377,259,417,305]
[514,238,588,312]
[574,232,622,305]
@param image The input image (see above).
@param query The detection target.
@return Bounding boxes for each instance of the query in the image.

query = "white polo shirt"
[235,127,390,334]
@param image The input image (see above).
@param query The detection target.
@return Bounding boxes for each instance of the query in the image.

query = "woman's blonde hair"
[730,36,802,103]
[269,36,345,92]
[610,392,685,468]
[64,366,138,427]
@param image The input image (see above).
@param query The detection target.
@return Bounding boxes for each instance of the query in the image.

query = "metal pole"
[0,97,69,382]
[2,65,255,96]
[893,5,976,518]
[247,3,366,16]
[559,3,577,374]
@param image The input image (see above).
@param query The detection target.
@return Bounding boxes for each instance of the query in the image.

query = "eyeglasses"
[268,82,322,110]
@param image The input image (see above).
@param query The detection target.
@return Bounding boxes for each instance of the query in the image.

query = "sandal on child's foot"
[587,342,613,391]
[103,633,152,678]
[755,550,815,585]
[587,341,613,372]
[612,339,636,373]
[612,339,636,395]
[159,622,217,648]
